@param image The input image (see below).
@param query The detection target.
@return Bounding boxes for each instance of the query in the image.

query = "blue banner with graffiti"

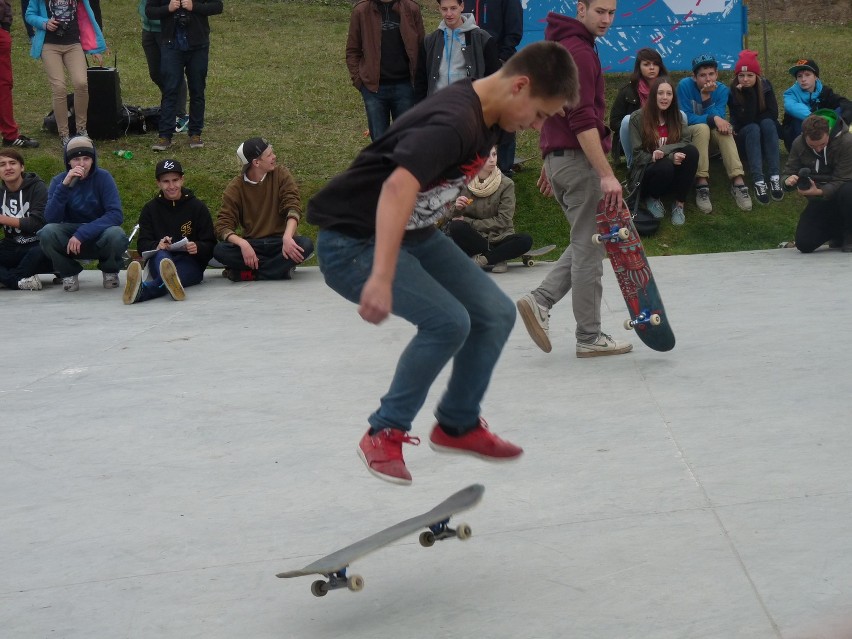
[520,0,748,73]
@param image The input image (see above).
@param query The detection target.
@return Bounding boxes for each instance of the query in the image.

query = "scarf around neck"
[467,167,502,198]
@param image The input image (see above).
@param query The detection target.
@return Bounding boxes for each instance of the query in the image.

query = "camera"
[175,9,191,28]
[797,168,812,190]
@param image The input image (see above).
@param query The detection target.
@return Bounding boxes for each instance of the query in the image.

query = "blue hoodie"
[783,78,826,122]
[44,140,124,243]
[677,76,730,127]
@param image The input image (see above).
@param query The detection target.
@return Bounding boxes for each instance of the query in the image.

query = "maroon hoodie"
[539,12,611,156]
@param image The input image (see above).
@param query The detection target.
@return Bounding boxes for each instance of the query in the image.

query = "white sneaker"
[17,275,42,290]
[576,333,633,358]
[62,274,79,292]
[103,272,120,288]
[491,261,508,273]
[516,293,552,353]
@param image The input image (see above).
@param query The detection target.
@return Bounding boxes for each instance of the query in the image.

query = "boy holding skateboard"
[308,41,578,485]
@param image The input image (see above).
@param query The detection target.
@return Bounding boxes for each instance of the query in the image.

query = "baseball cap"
[155,158,184,178]
[691,54,718,73]
[236,137,270,165]
[788,59,820,77]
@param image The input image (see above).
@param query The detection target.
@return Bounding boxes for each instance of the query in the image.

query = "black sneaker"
[3,135,39,148]
[769,175,784,201]
[754,181,770,205]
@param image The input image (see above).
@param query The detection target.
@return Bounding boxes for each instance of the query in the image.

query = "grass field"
[8,0,851,260]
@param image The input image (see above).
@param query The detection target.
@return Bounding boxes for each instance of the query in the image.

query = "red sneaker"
[357,428,420,485]
[429,418,523,460]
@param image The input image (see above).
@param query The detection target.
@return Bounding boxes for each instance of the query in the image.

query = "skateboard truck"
[418,518,472,547]
[624,309,662,331]
[592,225,631,245]
[311,567,365,597]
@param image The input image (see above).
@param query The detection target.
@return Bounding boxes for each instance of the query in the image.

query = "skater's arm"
[359,167,419,325]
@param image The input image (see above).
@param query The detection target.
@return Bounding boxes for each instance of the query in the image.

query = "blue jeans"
[317,228,516,434]
[159,44,209,138]
[739,119,781,183]
[139,250,204,301]
[359,82,415,141]
[37,223,128,277]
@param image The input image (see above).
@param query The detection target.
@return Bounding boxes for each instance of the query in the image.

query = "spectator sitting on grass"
[446,145,532,273]
[781,59,852,152]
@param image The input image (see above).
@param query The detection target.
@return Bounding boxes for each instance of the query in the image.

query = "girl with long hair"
[609,47,668,166]
[627,77,699,226]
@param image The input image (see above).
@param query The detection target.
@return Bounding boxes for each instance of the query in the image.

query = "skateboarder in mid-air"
[308,41,579,485]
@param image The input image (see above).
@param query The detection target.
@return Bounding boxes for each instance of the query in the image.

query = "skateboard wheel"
[311,580,329,597]
[524,259,535,267]
[623,319,635,331]
[650,314,662,326]
[348,574,365,592]
[617,227,630,240]
[592,234,603,245]
[419,531,436,547]
[456,524,472,540]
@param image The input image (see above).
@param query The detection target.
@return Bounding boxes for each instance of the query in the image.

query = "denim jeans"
[317,228,515,434]
[213,235,314,280]
[140,250,204,300]
[738,119,781,183]
[37,223,128,277]
[359,82,415,141]
[159,44,209,138]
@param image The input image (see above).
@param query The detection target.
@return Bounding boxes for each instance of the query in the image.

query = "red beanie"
[734,50,762,76]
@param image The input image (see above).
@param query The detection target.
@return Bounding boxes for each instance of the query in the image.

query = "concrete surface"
[2,247,851,639]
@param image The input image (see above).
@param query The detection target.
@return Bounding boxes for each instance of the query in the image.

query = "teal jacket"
[26,0,107,58]
[138,0,160,32]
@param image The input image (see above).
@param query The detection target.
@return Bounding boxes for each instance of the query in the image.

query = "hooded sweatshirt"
[539,12,610,156]
[137,187,215,268]
[782,117,852,201]
[1,172,48,244]
[44,143,124,243]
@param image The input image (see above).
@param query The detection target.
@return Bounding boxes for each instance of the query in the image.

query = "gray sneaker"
[576,333,633,358]
[62,274,79,292]
[103,272,120,288]
[516,293,552,353]
[17,275,42,290]
[695,185,713,214]
[159,258,186,301]
[731,183,753,211]
[472,254,488,268]
[490,261,508,273]
[671,203,685,226]
[644,197,665,219]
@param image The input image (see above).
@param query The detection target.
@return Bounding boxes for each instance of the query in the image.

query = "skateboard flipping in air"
[593,199,675,352]
[276,484,484,597]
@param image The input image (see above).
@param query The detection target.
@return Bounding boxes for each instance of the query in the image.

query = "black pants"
[447,220,533,265]
[641,144,699,202]
[0,240,53,289]
[213,235,314,279]
[795,182,852,253]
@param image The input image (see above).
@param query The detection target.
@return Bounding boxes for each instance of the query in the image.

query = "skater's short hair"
[802,114,829,140]
[502,41,579,103]
[0,149,25,166]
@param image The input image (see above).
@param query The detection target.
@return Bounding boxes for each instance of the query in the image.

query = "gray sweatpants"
[530,149,605,343]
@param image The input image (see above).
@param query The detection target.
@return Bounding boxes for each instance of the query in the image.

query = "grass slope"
[8,1,850,259]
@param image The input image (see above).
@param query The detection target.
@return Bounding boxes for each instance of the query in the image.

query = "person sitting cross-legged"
[124,158,215,304]
[213,138,314,282]
[446,145,532,272]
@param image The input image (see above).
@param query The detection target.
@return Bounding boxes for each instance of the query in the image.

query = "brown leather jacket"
[346,0,425,93]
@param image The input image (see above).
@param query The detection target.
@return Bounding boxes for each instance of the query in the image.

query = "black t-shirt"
[378,0,409,83]
[43,0,81,45]
[308,80,498,236]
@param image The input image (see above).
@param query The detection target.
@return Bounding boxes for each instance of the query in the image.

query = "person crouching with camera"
[783,112,852,253]
[146,0,223,152]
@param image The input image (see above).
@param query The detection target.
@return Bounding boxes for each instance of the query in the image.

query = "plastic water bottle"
[113,149,133,159]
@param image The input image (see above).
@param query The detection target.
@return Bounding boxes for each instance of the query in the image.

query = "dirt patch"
[759,0,851,24]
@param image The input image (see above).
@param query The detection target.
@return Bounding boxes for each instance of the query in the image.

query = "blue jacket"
[26,0,106,58]
[45,143,123,243]
[677,76,730,128]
